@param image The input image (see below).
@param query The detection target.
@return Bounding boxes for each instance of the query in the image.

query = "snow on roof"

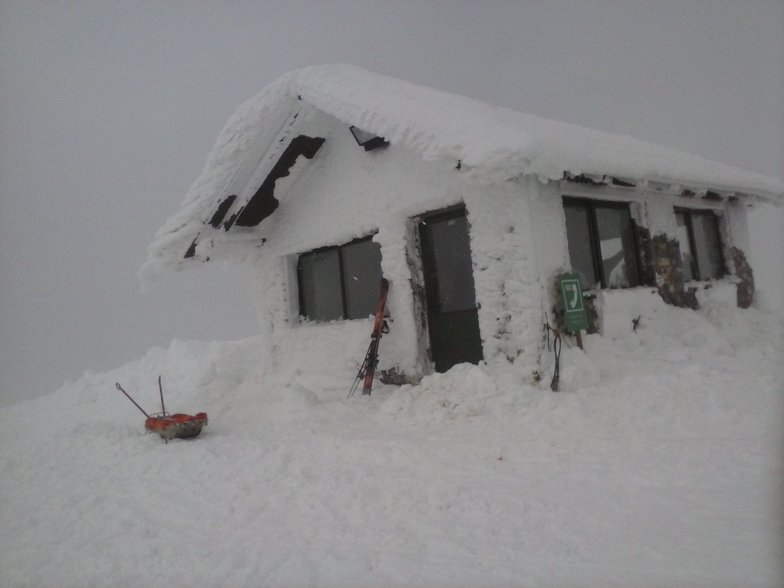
[141,64,784,280]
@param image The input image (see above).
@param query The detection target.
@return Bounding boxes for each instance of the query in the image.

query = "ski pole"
[115,382,150,418]
[550,332,561,392]
[158,375,166,415]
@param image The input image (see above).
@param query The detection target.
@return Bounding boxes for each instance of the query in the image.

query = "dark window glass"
[595,205,640,288]
[298,237,382,322]
[675,212,695,281]
[341,239,383,319]
[564,203,599,289]
[298,249,343,322]
[427,215,477,312]
[562,197,640,289]
[691,213,724,280]
[675,208,724,281]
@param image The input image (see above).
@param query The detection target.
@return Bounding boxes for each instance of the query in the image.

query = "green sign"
[558,273,588,333]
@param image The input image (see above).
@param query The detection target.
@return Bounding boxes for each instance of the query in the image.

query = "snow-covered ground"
[1,299,782,587]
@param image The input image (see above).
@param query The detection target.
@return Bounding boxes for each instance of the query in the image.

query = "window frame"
[297,234,382,322]
[674,207,726,282]
[562,196,642,290]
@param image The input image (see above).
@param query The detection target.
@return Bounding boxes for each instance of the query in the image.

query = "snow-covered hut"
[142,65,784,384]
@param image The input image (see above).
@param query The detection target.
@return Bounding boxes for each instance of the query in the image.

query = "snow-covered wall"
[464,179,543,371]
[245,109,577,388]
[250,111,531,386]
[183,106,761,393]
[257,119,759,385]
[517,179,756,334]
[527,179,572,299]
[723,199,751,258]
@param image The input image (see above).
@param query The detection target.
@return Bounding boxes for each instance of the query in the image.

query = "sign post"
[558,273,588,349]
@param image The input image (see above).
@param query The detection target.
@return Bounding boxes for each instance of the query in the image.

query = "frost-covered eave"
[141,64,784,282]
[282,66,783,199]
[452,132,783,206]
[541,170,781,207]
[139,83,302,283]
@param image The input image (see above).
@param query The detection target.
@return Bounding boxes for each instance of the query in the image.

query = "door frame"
[408,203,483,373]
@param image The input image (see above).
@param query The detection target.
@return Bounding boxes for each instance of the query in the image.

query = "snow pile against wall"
[1,301,782,587]
[141,64,783,279]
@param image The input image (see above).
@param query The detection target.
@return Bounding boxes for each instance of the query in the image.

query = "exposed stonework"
[380,368,419,386]
[582,296,600,334]
[729,247,754,308]
[634,224,657,288]
[651,234,697,308]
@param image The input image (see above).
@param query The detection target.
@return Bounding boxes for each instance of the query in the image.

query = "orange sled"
[116,379,208,441]
[144,412,208,440]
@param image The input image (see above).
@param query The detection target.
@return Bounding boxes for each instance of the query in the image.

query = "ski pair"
[348,278,390,398]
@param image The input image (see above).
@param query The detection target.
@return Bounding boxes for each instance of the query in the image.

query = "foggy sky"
[1,0,782,405]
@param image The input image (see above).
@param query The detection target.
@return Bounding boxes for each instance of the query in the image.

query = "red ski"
[348,278,390,397]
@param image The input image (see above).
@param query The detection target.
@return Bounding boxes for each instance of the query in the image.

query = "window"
[297,236,382,321]
[674,208,725,281]
[563,197,641,289]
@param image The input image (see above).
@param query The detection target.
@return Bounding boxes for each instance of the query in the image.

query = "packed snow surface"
[2,300,783,587]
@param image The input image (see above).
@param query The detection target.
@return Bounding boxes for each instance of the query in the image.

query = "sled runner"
[115,377,208,441]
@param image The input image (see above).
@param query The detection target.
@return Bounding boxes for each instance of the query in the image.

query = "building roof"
[141,64,784,280]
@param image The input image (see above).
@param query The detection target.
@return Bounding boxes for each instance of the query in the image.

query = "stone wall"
[729,247,754,309]
[648,233,698,309]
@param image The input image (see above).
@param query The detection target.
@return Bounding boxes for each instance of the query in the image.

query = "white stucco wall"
[723,199,751,256]
[251,112,549,387]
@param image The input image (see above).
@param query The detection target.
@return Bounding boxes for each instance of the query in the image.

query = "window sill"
[296,315,375,328]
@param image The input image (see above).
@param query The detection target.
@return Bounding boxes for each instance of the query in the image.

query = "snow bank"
[1,302,782,587]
